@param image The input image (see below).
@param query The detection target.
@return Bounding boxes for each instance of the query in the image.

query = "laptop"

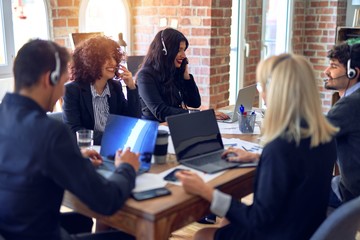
[98,114,159,175]
[219,84,257,123]
[166,109,240,173]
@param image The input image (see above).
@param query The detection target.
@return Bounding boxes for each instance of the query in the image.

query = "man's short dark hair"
[13,39,70,92]
[327,42,360,71]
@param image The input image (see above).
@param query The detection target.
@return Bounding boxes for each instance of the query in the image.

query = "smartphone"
[179,58,188,72]
[163,168,183,182]
[132,187,171,201]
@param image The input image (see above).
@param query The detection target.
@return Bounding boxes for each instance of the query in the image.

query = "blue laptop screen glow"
[100,114,159,172]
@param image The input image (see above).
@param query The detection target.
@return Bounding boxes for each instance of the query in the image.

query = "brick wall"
[49,0,347,112]
[132,0,233,109]
[292,0,306,55]
[244,0,262,89]
[48,0,80,47]
[300,0,347,112]
[49,0,233,110]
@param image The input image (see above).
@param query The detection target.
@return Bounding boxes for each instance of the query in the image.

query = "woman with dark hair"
[63,36,141,145]
[136,28,229,122]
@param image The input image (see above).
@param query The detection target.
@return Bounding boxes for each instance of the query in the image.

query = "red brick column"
[301,0,346,112]
[50,0,80,48]
[132,0,232,109]
[243,0,262,91]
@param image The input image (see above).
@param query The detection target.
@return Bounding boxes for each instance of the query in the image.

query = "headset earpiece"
[50,51,61,85]
[347,44,357,79]
[48,42,61,86]
[161,30,168,56]
[347,59,357,79]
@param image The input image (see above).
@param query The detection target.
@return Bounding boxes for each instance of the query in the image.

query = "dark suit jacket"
[62,80,141,144]
[0,93,136,240]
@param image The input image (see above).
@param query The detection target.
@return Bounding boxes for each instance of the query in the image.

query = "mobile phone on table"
[163,168,183,182]
[132,187,171,201]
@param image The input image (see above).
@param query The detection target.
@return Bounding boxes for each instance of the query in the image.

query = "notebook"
[166,109,240,173]
[219,84,257,123]
[98,114,159,175]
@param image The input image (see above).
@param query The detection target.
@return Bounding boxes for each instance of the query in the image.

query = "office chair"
[47,111,64,122]
[127,55,144,76]
[310,196,360,240]
[69,32,104,50]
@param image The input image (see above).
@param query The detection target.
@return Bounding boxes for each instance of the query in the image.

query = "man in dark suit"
[0,39,139,240]
[324,43,360,208]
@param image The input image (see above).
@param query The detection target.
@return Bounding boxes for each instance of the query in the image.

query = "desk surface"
[63,134,258,240]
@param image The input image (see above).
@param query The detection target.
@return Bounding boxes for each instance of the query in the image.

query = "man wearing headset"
[324,42,360,208]
[0,39,138,239]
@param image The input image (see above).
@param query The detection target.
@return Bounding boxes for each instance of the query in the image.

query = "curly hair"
[70,36,122,83]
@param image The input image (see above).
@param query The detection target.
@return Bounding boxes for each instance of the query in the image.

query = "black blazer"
[136,66,201,122]
[62,80,141,144]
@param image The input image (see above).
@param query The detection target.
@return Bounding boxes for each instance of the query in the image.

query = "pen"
[241,146,249,151]
[239,104,245,115]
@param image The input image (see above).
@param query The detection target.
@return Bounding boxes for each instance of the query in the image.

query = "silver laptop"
[220,84,257,123]
[166,109,240,173]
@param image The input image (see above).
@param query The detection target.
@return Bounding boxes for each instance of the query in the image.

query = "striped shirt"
[90,83,111,133]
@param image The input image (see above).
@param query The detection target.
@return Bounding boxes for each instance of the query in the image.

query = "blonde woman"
[176,54,339,240]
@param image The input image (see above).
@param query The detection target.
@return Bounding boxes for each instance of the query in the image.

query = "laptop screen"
[167,109,223,160]
[100,114,159,172]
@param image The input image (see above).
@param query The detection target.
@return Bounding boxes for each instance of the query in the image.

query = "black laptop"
[98,114,159,174]
[166,109,240,173]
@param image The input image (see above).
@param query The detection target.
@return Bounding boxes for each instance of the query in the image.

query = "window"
[0,0,49,79]
[261,0,293,58]
[0,0,15,78]
[229,0,247,104]
[12,0,49,53]
[79,0,131,53]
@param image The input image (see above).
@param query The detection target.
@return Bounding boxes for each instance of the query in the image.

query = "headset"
[161,29,168,56]
[347,44,357,79]
[49,43,61,85]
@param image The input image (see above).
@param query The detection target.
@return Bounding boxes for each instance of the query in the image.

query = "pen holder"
[237,112,256,133]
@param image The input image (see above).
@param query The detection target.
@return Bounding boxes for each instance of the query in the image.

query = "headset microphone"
[323,74,347,82]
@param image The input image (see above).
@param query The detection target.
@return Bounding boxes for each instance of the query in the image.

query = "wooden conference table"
[62,134,258,240]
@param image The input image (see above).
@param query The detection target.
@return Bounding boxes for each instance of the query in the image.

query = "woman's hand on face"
[215,111,230,120]
[118,65,136,89]
[222,147,260,163]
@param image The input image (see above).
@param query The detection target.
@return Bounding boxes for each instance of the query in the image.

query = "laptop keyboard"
[188,152,224,166]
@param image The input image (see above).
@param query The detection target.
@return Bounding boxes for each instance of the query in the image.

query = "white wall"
[0,78,14,101]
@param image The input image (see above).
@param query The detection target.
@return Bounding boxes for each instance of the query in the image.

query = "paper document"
[218,121,261,135]
[222,138,263,154]
[132,173,167,192]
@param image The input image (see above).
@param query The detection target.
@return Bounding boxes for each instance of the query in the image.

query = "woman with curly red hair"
[63,36,141,144]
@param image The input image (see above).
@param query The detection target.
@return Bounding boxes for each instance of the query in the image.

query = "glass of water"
[76,129,94,149]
